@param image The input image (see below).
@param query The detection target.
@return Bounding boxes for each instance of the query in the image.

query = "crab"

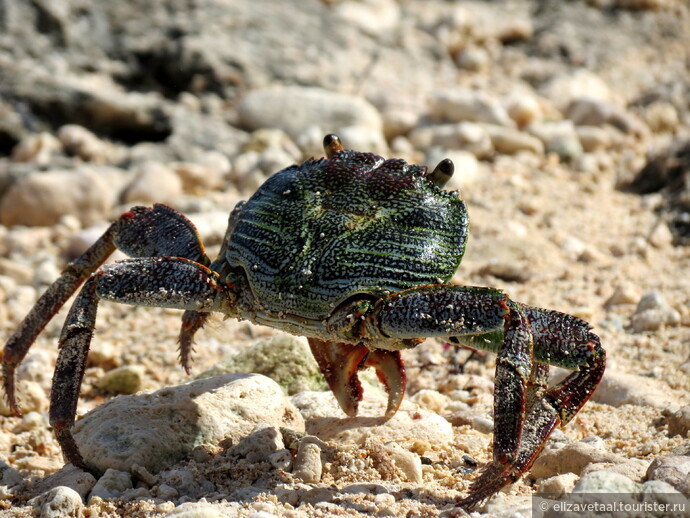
[2,134,605,508]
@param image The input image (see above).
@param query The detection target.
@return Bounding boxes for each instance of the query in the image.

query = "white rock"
[646,455,690,496]
[592,371,679,409]
[632,308,681,332]
[666,405,690,438]
[409,389,449,414]
[233,425,284,463]
[541,70,614,112]
[648,222,674,248]
[268,449,292,471]
[383,442,423,483]
[96,365,146,395]
[187,210,234,247]
[575,125,612,152]
[506,94,543,128]
[605,284,639,306]
[171,162,225,192]
[58,125,110,163]
[580,459,651,483]
[238,87,383,142]
[528,120,583,161]
[567,98,648,137]
[337,125,388,156]
[31,465,97,500]
[380,108,419,140]
[293,441,323,483]
[28,486,84,518]
[424,149,481,188]
[292,391,453,448]
[334,0,400,34]
[0,168,113,227]
[74,373,305,473]
[159,469,212,499]
[529,439,628,479]
[631,291,680,331]
[644,101,679,133]
[65,223,112,259]
[165,502,227,518]
[536,473,579,496]
[429,89,515,127]
[481,124,544,155]
[88,469,132,501]
[454,46,490,73]
[572,471,640,493]
[11,132,61,166]
[122,161,183,204]
[409,123,493,158]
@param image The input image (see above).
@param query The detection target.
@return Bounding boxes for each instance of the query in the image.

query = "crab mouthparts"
[307,338,406,419]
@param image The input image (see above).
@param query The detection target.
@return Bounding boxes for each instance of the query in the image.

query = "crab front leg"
[2,204,212,415]
[50,256,233,470]
[321,285,604,508]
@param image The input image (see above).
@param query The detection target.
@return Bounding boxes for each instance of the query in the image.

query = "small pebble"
[666,406,690,438]
[122,161,183,204]
[410,389,448,413]
[293,441,323,483]
[429,89,515,127]
[592,370,679,409]
[383,442,423,483]
[580,458,651,483]
[165,502,226,517]
[481,124,545,155]
[530,438,627,479]
[11,132,61,165]
[58,124,109,163]
[32,465,96,500]
[28,486,84,518]
[536,473,579,497]
[88,469,133,501]
[506,94,542,128]
[605,284,639,306]
[96,365,145,395]
[232,425,284,463]
[0,168,113,227]
[572,471,639,493]
[646,456,690,496]
[644,101,679,133]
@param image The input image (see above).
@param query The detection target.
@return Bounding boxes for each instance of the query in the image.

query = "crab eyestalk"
[323,134,345,159]
[428,158,454,187]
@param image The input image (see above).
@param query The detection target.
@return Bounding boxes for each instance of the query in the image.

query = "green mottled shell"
[225,149,469,320]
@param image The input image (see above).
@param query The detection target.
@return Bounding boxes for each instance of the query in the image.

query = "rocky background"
[1,0,689,517]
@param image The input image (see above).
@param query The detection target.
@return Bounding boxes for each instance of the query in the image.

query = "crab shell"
[226,149,469,328]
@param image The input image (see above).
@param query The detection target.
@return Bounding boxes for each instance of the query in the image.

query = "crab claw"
[364,349,406,418]
[308,338,407,419]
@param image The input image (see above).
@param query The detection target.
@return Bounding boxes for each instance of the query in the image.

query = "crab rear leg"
[2,204,209,415]
[50,256,231,470]
[356,285,604,508]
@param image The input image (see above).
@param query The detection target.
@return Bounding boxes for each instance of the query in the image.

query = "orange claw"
[364,349,406,418]
[307,338,407,419]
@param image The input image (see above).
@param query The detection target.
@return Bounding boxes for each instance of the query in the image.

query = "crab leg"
[354,285,604,509]
[49,256,232,471]
[3,204,209,415]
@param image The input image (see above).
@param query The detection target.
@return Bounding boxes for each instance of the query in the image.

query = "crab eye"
[323,134,345,159]
[428,158,454,187]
